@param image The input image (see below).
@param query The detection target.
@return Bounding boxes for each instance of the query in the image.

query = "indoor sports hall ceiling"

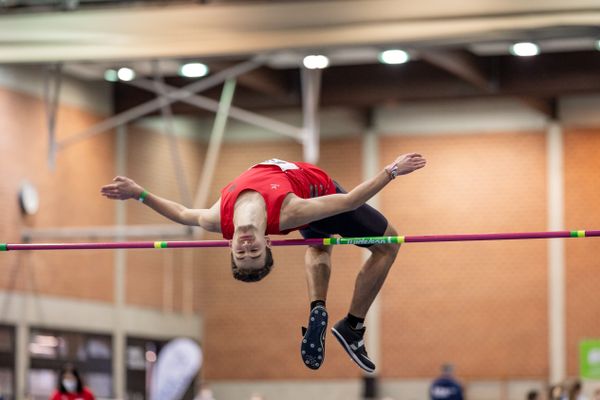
[1,0,600,117]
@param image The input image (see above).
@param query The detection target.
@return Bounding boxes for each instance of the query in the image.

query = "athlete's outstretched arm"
[100,176,221,232]
[282,153,426,228]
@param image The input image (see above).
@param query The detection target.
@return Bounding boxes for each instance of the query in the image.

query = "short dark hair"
[231,247,274,282]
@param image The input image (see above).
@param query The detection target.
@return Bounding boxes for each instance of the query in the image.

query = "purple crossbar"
[404,230,600,243]
[2,238,325,251]
[2,230,599,251]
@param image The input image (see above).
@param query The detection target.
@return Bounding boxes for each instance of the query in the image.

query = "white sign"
[150,338,203,400]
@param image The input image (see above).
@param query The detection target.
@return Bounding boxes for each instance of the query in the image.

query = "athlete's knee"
[306,245,332,268]
[371,224,400,259]
[308,244,332,253]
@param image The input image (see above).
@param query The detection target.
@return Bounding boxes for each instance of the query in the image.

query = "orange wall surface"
[0,88,115,302]
[3,85,600,382]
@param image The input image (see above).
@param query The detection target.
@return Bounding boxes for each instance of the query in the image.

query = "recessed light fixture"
[117,67,136,81]
[179,62,209,78]
[104,69,118,82]
[378,49,410,65]
[510,42,540,57]
[303,55,329,69]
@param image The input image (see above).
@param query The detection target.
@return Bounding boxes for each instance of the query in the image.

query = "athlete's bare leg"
[331,223,400,373]
[304,245,332,303]
[349,223,400,317]
[301,244,333,370]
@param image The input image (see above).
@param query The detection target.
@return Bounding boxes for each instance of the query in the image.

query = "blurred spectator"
[569,380,587,400]
[550,384,566,400]
[49,364,95,400]
[593,388,600,400]
[528,389,540,400]
[430,363,464,400]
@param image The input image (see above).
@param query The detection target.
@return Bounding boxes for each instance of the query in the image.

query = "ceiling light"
[596,40,600,51]
[117,67,136,81]
[378,49,410,65]
[303,55,329,69]
[510,42,540,57]
[179,62,209,78]
[104,69,118,82]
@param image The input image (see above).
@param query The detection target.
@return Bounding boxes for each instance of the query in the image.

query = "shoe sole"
[331,327,375,373]
[301,306,328,370]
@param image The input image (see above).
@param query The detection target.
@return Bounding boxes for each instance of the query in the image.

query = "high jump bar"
[1,230,599,251]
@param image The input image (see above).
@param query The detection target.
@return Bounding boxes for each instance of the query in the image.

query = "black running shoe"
[301,305,328,369]
[331,318,375,373]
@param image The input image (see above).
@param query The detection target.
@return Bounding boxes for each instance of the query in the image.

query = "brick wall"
[564,128,600,376]
[124,124,206,311]
[0,87,115,302]
[379,132,548,379]
[3,82,600,385]
[196,132,553,381]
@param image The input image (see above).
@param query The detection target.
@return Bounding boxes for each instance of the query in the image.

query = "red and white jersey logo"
[256,159,299,171]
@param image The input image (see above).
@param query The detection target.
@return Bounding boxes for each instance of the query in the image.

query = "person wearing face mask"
[49,365,95,400]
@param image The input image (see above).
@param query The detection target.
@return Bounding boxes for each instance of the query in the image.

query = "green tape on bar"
[325,237,402,246]
[0,244,7,251]
[153,241,168,249]
[570,231,586,238]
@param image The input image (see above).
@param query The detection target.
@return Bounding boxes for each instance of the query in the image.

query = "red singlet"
[220,159,336,239]
[49,388,96,400]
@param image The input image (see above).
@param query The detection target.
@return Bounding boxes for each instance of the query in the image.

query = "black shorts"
[299,182,389,248]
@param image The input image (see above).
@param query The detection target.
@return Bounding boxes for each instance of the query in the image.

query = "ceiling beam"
[2,1,600,62]
[517,97,558,119]
[419,49,493,93]
[114,52,600,113]
[209,63,289,98]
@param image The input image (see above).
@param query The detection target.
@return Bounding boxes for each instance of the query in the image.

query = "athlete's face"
[230,230,271,270]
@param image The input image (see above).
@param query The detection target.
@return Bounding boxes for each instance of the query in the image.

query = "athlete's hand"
[386,153,427,176]
[100,176,144,200]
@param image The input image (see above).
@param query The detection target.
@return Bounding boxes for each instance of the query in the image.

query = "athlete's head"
[229,227,274,282]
